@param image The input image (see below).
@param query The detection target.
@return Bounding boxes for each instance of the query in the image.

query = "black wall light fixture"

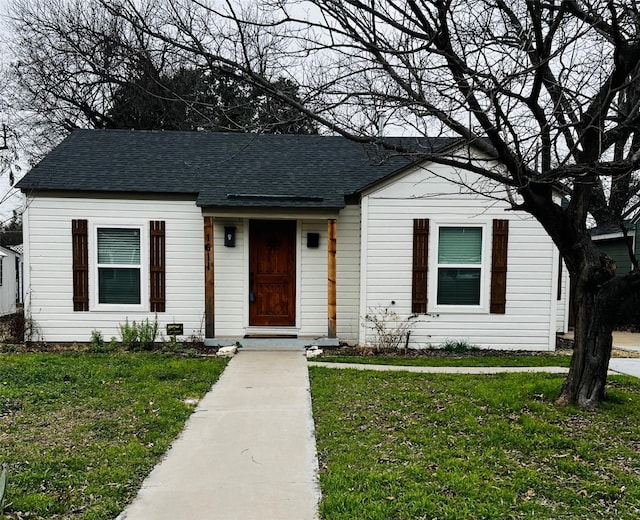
[224,226,236,247]
[307,232,320,248]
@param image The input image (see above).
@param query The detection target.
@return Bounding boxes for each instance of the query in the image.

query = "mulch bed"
[2,336,577,357]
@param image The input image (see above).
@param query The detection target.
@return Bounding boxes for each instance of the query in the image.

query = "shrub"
[0,309,40,344]
[362,306,419,352]
[119,317,159,351]
[440,340,480,353]
[89,330,119,353]
[119,319,139,350]
[89,329,104,352]
[138,318,158,351]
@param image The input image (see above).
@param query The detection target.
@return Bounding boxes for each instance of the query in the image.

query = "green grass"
[310,367,640,519]
[315,354,572,367]
[0,353,227,519]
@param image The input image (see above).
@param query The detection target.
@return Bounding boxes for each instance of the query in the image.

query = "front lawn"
[310,367,640,519]
[0,353,227,519]
[315,353,572,367]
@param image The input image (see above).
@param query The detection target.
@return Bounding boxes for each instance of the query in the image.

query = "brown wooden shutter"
[412,219,429,313]
[490,219,509,314]
[150,220,166,312]
[72,219,89,311]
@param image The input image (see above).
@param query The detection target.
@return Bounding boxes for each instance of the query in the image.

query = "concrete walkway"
[310,359,640,378]
[307,362,572,374]
[116,350,320,520]
[609,358,640,378]
[562,330,640,377]
[117,347,640,519]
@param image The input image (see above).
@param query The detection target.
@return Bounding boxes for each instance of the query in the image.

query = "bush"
[615,292,640,331]
[89,329,104,352]
[439,340,480,353]
[0,309,36,344]
[119,319,139,350]
[138,318,158,351]
[362,306,419,352]
[89,330,119,353]
[119,317,158,351]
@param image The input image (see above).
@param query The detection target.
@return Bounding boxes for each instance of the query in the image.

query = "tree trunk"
[556,272,616,410]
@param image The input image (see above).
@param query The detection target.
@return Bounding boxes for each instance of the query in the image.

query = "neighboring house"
[0,245,19,316]
[17,129,569,350]
[590,220,640,275]
[8,244,24,306]
[590,220,640,328]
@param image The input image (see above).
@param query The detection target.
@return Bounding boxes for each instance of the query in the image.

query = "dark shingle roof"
[17,129,459,209]
[590,220,635,237]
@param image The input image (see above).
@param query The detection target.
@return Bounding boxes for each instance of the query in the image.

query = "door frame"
[246,219,300,331]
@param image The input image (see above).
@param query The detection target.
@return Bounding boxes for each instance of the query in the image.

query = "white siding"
[556,257,570,333]
[299,220,328,335]
[24,195,204,342]
[336,204,361,341]
[212,218,245,336]
[359,163,558,351]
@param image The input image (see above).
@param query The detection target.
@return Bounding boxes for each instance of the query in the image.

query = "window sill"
[429,305,488,314]
[90,304,148,313]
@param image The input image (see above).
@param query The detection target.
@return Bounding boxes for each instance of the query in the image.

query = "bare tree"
[3,0,316,147]
[6,0,639,407]
[0,61,27,220]
[95,0,640,409]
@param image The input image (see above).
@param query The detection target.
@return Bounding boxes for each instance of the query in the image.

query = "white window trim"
[428,221,490,314]
[90,222,149,312]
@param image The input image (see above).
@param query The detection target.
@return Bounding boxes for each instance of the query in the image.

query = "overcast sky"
[0,0,24,224]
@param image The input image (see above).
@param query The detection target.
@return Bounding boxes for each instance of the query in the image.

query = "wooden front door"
[249,220,296,326]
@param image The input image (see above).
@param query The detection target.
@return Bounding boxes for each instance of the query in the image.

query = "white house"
[0,245,19,316]
[17,129,569,350]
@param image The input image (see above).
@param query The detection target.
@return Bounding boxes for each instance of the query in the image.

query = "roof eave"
[350,138,466,196]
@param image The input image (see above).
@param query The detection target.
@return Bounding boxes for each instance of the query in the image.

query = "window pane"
[99,267,141,304]
[437,268,481,305]
[98,228,140,265]
[438,227,482,264]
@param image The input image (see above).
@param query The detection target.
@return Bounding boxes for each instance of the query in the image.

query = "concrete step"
[205,337,340,349]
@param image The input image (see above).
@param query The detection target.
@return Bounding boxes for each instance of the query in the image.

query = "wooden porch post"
[328,218,337,338]
[204,217,215,338]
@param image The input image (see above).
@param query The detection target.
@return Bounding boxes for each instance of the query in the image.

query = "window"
[73,220,165,312]
[0,257,3,286]
[436,226,482,306]
[97,227,141,305]
[412,219,508,314]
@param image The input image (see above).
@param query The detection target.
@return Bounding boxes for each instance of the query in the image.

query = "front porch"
[202,211,341,343]
[204,336,342,349]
